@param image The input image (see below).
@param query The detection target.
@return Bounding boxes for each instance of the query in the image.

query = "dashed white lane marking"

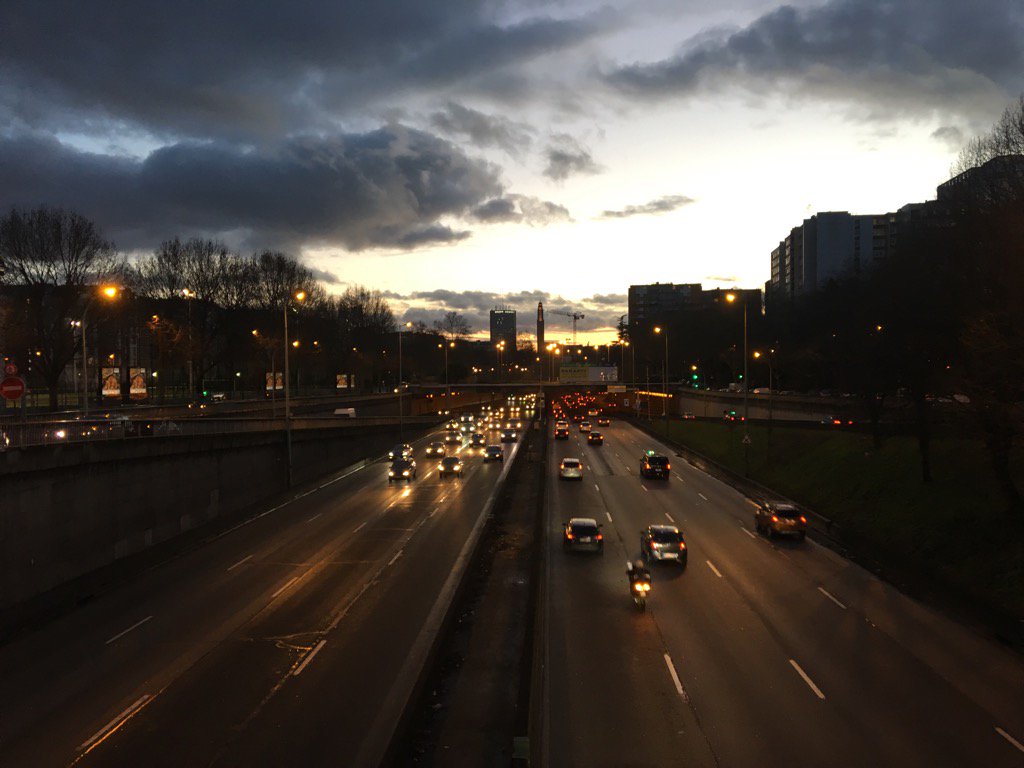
[272,576,299,599]
[789,659,826,700]
[353,521,368,533]
[818,586,848,610]
[606,512,613,523]
[995,726,1024,754]
[706,560,723,578]
[674,473,684,481]
[663,653,689,701]
[227,554,253,572]
[641,486,648,493]
[307,512,321,522]
[698,492,709,501]
[594,483,600,492]
[388,550,403,567]
[742,528,756,539]
[292,639,327,676]
[664,512,675,523]
[105,616,153,645]
[78,695,152,751]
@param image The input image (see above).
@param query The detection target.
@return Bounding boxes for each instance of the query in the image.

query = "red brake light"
[800,516,807,523]
[566,532,573,540]
[666,463,671,470]
[596,534,603,541]
[771,515,779,522]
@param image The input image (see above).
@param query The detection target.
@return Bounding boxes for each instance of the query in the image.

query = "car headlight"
[389,470,395,476]
[402,470,410,476]
[438,463,443,469]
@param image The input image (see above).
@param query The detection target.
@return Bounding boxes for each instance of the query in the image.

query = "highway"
[539,416,1024,768]
[0,416,523,767]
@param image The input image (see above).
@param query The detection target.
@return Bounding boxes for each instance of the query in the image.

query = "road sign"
[1,376,25,400]
[4,363,17,375]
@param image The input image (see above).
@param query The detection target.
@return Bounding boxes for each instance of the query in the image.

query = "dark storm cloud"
[0,126,502,251]
[470,195,572,226]
[543,134,602,180]
[0,0,606,141]
[598,194,695,219]
[604,0,1024,124]
[390,288,626,336]
[308,267,344,285]
[429,102,535,156]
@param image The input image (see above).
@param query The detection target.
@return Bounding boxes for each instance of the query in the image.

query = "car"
[639,450,670,479]
[425,441,446,456]
[562,517,604,554]
[641,525,687,566]
[682,412,695,420]
[438,456,464,478]
[470,432,485,446]
[597,416,610,427]
[554,425,569,440]
[388,457,417,483]
[586,409,599,417]
[388,443,413,460]
[444,431,462,444]
[500,430,517,443]
[587,431,604,445]
[755,502,808,539]
[579,421,592,432]
[559,458,583,480]
[483,445,504,462]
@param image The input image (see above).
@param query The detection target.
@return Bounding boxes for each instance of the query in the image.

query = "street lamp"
[726,292,751,476]
[754,348,776,444]
[496,340,506,383]
[283,289,306,487]
[79,284,120,416]
[398,321,412,439]
[653,326,669,435]
[438,340,455,399]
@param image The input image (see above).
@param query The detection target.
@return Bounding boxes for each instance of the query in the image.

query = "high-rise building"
[536,302,545,351]
[489,308,516,350]
[627,283,703,327]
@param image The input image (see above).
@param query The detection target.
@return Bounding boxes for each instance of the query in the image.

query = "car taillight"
[666,463,671,470]
[800,516,807,523]
[679,542,686,550]
[771,515,779,522]
[596,534,603,541]
[650,540,656,548]
[566,532,573,540]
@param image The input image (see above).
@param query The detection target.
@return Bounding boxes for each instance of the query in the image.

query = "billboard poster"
[265,372,283,391]
[129,368,148,400]
[336,373,354,389]
[558,364,588,383]
[101,367,120,398]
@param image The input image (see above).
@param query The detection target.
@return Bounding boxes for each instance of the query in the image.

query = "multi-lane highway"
[0,418,523,767]
[539,416,1024,768]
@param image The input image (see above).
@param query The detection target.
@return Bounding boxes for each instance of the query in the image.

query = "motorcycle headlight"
[388,470,395,476]
[402,470,410,476]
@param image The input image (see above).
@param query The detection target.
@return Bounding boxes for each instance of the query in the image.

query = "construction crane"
[553,310,585,344]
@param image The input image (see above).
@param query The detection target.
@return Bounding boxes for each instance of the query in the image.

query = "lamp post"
[398,321,412,440]
[181,288,196,404]
[619,340,630,384]
[653,326,669,435]
[283,290,306,487]
[79,285,120,416]
[754,347,776,453]
[726,292,750,476]
[496,341,506,384]
[438,340,454,399]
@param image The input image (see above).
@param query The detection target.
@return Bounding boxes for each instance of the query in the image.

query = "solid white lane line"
[818,586,848,610]
[105,616,153,645]
[388,550,403,567]
[663,653,688,701]
[293,639,327,676]
[706,560,723,578]
[272,576,299,599]
[789,659,826,700]
[665,512,675,523]
[353,521,368,533]
[227,554,253,572]
[995,726,1024,754]
[606,512,613,523]
[78,695,152,751]
[698,492,709,501]
[742,528,756,539]
[307,512,321,522]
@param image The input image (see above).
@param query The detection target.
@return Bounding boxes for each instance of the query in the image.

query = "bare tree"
[433,310,471,341]
[0,207,122,409]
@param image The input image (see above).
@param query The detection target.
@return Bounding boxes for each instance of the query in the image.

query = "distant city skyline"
[2,0,1022,341]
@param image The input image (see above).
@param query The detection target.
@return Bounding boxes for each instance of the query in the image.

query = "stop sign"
[0,376,25,400]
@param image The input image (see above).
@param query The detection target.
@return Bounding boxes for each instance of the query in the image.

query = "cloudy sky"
[2,0,1022,342]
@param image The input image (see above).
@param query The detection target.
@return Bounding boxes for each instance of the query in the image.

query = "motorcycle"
[630,573,652,611]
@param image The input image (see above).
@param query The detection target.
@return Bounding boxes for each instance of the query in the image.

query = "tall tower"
[537,302,545,351]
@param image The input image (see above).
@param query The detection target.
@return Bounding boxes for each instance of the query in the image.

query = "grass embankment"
[661,419,1024,624]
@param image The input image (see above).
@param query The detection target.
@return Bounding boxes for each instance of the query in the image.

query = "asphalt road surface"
[539,418,1024,768]
[0,420,523,767]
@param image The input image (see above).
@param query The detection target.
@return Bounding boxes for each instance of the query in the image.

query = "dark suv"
[639,451,671,479]
[563,517,604,554]
[641,525,687,566]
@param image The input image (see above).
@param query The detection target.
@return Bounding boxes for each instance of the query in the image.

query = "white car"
[579,421,592,432]
[559,458,583,481]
